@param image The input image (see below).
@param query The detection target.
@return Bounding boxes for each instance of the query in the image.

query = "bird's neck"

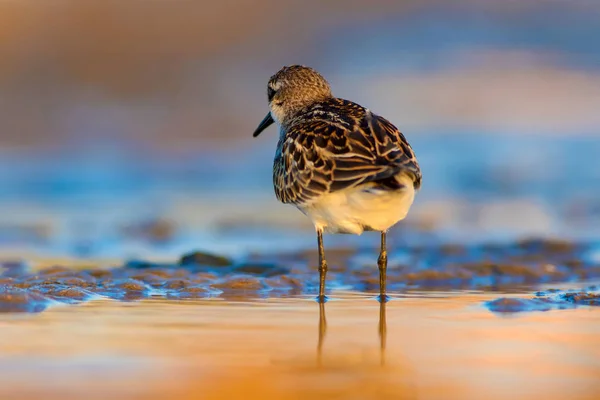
[279,98,333,130]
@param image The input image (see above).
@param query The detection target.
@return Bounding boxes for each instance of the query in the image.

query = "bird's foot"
[376,294,391,303]
[315,294,329,303]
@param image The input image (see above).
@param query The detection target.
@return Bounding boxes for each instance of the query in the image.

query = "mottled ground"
[1,237,599,400]
[1,238,599,314]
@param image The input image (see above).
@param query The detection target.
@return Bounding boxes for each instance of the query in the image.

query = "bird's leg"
[377,231,389,303]
[317,229,328,303]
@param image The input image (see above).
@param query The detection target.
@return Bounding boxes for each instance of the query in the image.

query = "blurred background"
[0,0,599,260]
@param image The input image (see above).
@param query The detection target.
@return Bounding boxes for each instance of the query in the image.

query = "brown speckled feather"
[274,98,421,205]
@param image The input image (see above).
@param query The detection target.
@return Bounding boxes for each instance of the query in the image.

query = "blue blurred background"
[0,1,599,259]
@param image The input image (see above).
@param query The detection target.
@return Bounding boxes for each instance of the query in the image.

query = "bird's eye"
[267,87,276,101]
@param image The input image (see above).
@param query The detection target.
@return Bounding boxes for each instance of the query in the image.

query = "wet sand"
[2,238,599,313]
[0,291,599,400]
[0,238,599,399]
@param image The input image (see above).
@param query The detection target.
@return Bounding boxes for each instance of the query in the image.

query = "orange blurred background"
[1,1,599,151]
[0,0,599,256]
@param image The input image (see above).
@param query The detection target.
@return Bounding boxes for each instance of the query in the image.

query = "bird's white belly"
[300,174,415,234]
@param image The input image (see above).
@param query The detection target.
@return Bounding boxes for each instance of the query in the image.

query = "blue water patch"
[0,134,599,258]
[485,297,555,313]
[486,285,600,314]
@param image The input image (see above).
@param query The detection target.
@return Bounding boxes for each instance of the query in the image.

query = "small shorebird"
[253,65,421,302]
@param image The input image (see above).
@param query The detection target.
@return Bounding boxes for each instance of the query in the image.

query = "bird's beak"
[252,113,274,137]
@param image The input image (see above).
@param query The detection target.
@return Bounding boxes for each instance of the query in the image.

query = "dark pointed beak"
[252,113,274,137]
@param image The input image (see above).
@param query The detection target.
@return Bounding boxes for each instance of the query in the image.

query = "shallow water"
[1,238,599,398]
[1,288,599,400]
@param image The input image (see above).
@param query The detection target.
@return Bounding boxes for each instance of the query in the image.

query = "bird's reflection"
[316,300,388,367]
[378,300,387,366]
[317,302,327,367]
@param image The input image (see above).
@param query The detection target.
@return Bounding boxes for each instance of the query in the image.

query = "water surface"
[1,289,599,400]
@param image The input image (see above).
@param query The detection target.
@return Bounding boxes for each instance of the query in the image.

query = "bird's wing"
[274,111,421,205]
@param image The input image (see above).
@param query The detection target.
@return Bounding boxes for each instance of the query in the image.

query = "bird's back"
[273,97,421,207]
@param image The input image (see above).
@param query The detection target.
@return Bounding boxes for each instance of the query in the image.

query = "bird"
[252,65,421,303]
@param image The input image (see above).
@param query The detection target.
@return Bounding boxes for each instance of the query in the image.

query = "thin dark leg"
[377,231,389,303]
[317,301,327,367]
[378,299,387,366]
[317,229,328,303]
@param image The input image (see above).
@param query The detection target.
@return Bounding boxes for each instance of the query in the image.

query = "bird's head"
[253,65,332,137]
